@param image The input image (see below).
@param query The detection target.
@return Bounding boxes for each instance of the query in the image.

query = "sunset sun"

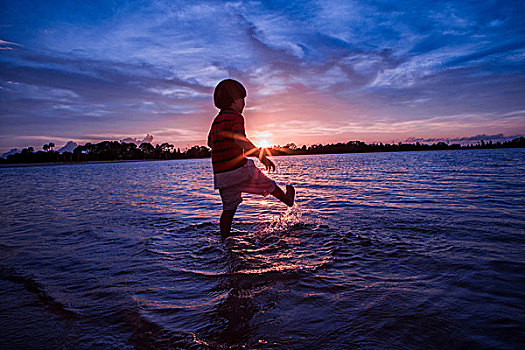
[254,132,273,149]
[258,138,273,148]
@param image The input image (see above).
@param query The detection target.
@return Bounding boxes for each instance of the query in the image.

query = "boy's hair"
[214,79,247,109]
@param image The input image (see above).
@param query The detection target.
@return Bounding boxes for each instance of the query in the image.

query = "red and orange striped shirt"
[207,109,247,174]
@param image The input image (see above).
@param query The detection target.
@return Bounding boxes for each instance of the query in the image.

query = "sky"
[1,0,524,153]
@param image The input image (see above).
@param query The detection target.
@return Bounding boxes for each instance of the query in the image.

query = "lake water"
[1,149,524,349]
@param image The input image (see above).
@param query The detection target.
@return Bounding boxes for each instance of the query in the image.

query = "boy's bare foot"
[285,185,295,207]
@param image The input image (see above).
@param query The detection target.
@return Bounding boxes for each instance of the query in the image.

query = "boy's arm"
[234,134,275,171]
[234,134,258,154]
[232,115,275,171]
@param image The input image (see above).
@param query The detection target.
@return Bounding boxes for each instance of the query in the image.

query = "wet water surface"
[1,149,524,349]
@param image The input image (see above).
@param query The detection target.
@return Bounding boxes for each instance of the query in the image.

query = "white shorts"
[217,159,276,211]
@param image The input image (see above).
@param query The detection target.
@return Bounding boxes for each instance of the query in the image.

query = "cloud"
[0,39,22,50]
[1,148,21,159]
[120,133,154,145]
[0,81,79,101]
[1,0,524,153]
[58,141,78,153]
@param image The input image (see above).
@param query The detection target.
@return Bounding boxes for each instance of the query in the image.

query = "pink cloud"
[120,133,154,145]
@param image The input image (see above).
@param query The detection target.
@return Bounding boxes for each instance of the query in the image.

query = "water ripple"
[0,149,523,349]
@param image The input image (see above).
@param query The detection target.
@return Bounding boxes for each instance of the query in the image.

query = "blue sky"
[1,0,524,152]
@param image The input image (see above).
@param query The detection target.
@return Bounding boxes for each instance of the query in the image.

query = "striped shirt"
[207,109,247,174]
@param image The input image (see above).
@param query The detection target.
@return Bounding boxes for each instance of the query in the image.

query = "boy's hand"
[261,156,275,172]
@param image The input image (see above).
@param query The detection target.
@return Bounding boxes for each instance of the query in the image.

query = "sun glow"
[254,132,273,149]
[258,138,273,148]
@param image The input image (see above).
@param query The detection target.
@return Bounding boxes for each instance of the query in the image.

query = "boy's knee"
[219,188,242,211]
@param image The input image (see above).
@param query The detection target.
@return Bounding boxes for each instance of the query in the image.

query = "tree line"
[268,137,525,156]
[1,137,523,165]
[1,141,210,164]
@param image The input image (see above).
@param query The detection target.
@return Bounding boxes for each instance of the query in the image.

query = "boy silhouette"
[208,79,295,236]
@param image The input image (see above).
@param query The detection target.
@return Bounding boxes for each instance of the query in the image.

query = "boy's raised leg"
[271,184,295,207]
[220,209,236,237]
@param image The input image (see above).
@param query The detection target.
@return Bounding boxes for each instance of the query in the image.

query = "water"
[1,149,524,349]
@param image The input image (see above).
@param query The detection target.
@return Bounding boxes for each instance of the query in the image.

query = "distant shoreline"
[2,137,523,167]
[1,146,523,169]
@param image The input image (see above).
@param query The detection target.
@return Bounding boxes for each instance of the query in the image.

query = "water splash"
[261,203,303,235]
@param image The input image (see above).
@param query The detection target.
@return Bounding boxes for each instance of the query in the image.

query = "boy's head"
[214,79,246,110]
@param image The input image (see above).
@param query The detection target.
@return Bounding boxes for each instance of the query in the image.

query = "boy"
[207,79,295,236]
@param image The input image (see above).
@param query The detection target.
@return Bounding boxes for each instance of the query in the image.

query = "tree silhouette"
[42,143,55,152]
[1,137,524,165]
[186,145,211,158]
[139,142,155,159]
[156,143,174,159]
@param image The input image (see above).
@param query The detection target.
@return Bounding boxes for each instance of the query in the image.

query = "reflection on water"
[0,149,524,349]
